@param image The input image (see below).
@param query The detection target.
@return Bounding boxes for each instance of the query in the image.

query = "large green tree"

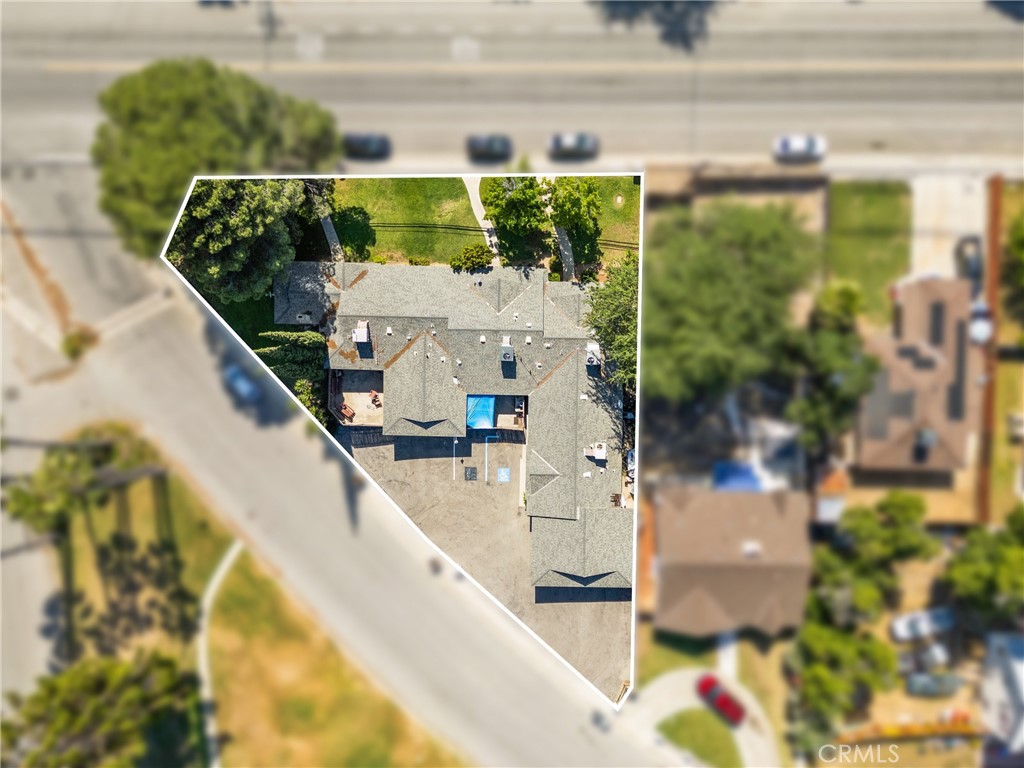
[586,251,639,390]
[786,282,879,456]
[4,450,101,534]
[253,330,327,382]
[92,58,340,259]
[166,178,305,304]
[946,504,1024,626]
[480,176,547,252]
[545,176,603,263]
[1,653,196,768]
[642,204,815,403]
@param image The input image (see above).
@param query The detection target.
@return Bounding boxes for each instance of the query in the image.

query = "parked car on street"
[890,606,956,642]
[548,132,600,160]
[466,134,513,163]
[905,672,963,698]
[696,673,745,726]
[222,363,262,405]
[343,133,392,160]
[772,133,827,163]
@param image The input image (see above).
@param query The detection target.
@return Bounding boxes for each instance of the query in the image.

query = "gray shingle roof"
[274,260,633,589]
[272,261,339,324]
[382,335,466,437]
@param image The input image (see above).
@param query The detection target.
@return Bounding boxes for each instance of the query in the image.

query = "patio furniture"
[340,402,356,421]
[610,493,622,507]
[370,390,382,408]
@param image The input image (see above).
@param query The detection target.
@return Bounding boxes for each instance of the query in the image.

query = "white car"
[548,132,600,160]
[773,134,827,163]
[890,607,955,643]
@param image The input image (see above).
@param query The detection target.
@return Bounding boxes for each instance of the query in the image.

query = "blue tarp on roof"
[466,395,496,429]
[712,461,762,492]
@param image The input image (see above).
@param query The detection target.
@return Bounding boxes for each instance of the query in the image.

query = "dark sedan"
[343,133,392,161]
[548,132,600,160]
[466,134,513,163]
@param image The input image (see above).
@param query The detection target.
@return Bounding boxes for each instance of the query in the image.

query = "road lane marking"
[45,58,1024,76]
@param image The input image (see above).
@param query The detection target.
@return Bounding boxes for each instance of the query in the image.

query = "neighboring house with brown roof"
[857,276,982,477]
[653,486,812,638]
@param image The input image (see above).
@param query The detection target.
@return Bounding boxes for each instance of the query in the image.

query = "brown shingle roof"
[857,277,981,473]
[654,486,812,637]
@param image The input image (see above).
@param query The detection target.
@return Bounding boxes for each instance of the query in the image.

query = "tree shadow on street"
[592,0,718,51]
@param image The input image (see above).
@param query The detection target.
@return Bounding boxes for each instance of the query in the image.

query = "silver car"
[773,133,827,163]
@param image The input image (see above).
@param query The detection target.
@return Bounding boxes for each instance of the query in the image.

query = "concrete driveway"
[619,668,781,768]
[910,174,987,277]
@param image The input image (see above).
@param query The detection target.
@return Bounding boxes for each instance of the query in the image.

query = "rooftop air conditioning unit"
[352,320,369,343]
[586,341,601,367]
[501,335,514,362]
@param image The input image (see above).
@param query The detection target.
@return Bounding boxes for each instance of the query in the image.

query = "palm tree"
[1,652,197,768]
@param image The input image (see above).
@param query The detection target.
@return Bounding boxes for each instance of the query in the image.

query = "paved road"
[2,1,1022,163]
[1,165,676,765]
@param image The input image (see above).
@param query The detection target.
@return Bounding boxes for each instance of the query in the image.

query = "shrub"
[61,327,98,360]
[450,243,492,272]
[408,255,429,266]
[369,253,387,265]
[550,256,563,275]
[580,269,598,285]
[548,272,561,282]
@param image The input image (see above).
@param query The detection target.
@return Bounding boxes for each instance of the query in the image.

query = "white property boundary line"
[158,171,644,711]
[197,538,245,768]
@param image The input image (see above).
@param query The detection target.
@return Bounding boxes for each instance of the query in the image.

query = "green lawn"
[210,295,281,350]
[637,623,716,686]
[209,552,462,768]
[594,175,642,265]
[825,181,911,325]
[333,177,484,264]
[657,709,742,768]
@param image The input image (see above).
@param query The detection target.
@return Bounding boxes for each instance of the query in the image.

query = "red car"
[696,673,745,726]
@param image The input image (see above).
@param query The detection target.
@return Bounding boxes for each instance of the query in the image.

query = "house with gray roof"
[273,260,634,601]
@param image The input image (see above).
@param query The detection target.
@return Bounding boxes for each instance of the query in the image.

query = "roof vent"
[501,336,514,363]
[352,320,369,343]
[386,326,393,336]
[742,540,763,559]
[586,341,601,367]
[525,336,532,345]
[296,312,312,323]
[480,335,486,344]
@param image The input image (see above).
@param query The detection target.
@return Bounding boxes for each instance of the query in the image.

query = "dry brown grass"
[209,552,463,768]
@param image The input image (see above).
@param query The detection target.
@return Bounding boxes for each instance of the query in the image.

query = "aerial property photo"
[163,173,643,703]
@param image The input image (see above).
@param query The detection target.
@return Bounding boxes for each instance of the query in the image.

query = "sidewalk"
[461,176,499,260]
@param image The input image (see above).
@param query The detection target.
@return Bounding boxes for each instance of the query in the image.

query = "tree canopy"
[480,176,547,242]
[253,330,327,382]
[545,176,603,264]
[642,204,815,403]
[166,178,305,304]
[1,653,196,768]
[450,243,493,272]
[786,281,879,455]
[4,449,102,534]
[586,251,639,390]
[946,504,1024,626]
[92,58,340,259]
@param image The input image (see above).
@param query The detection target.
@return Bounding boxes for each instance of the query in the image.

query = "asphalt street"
[1,1,1022,764]
[2,1,1022,162]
